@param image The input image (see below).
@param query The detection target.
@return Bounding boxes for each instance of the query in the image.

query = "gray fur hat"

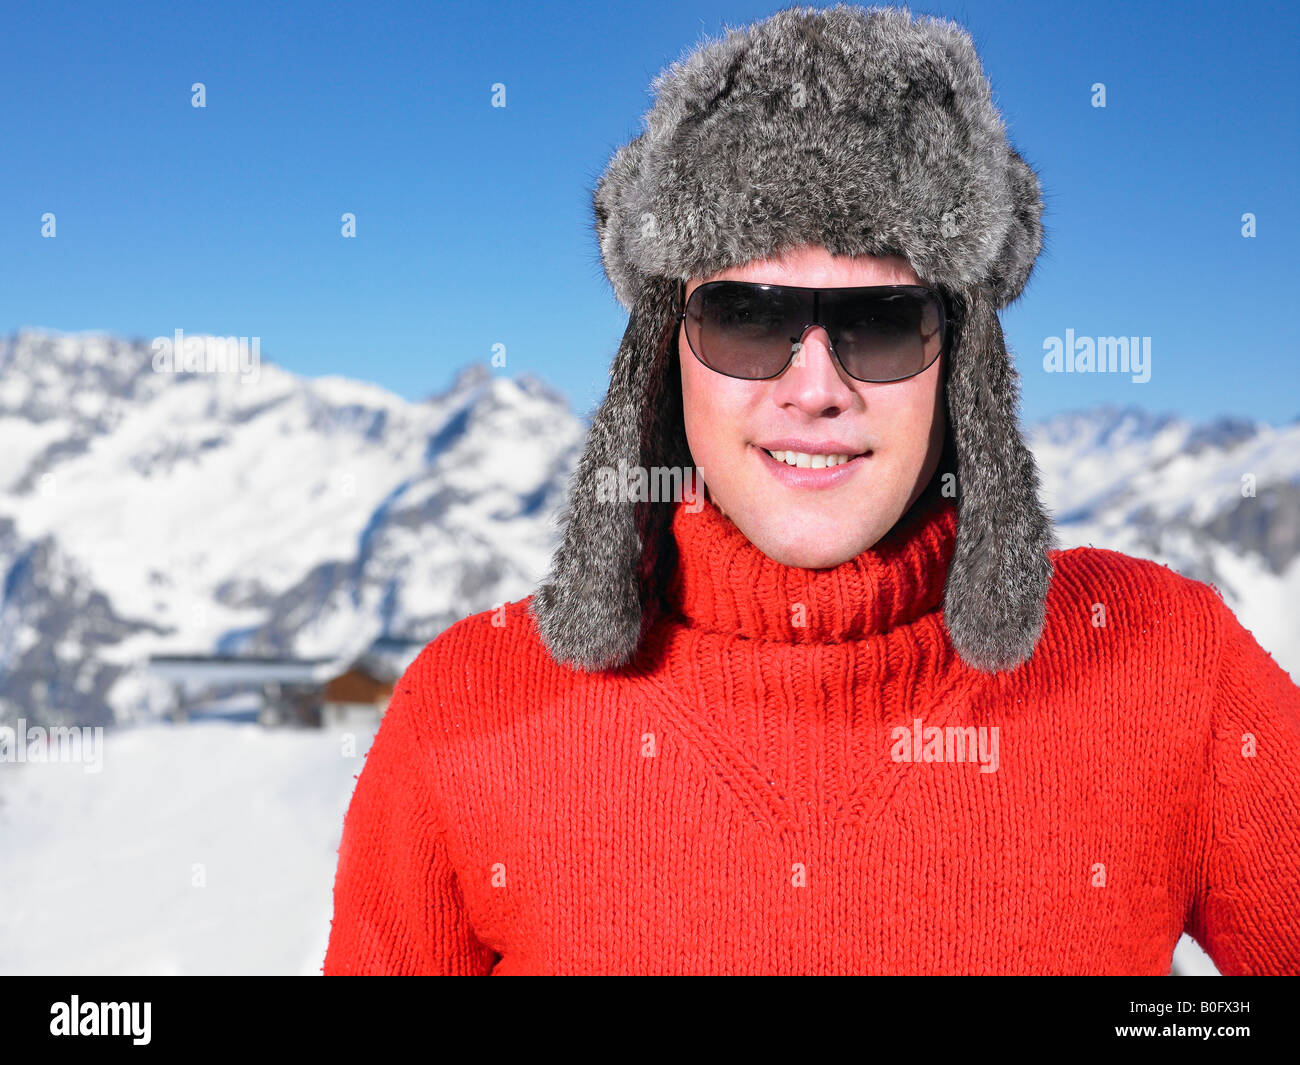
[529,3,1056,673]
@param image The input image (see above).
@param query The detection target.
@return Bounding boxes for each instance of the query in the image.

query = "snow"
[0,330,582,697]
[0,719,378,975]
[1172,935,1222,977]
[1032,407,1300,533]
[0,417,71,491]
[306,374,411,412]
[1203,547,1300,677]
[8,372,428,623]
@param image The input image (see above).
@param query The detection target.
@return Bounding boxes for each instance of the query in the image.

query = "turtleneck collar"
[663,487,958,645]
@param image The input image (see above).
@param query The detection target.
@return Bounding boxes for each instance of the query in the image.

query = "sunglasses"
[676,280,951,383]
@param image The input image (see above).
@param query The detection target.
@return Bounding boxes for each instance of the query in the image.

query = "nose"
[790,323,835,359]
[773,324,857,412]
[780,326,842,382]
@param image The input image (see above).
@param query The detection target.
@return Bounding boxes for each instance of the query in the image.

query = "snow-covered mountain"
[1,328,1296,729]
[0,329,584,727]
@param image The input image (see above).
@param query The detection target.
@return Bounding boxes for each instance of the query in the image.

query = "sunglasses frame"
[675,278,953,384]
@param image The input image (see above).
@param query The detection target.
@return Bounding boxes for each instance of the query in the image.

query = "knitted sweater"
[323,490,1300,975]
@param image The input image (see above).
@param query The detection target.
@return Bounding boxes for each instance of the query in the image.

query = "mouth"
[752,443,873,489]
[760,447,871,468]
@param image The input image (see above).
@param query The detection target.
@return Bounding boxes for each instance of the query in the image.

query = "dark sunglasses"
[676,279,951,383]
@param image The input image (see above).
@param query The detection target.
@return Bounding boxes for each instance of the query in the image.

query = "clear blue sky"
[2,0,1296,424]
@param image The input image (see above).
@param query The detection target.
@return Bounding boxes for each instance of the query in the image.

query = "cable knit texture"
[323,490,1300,975]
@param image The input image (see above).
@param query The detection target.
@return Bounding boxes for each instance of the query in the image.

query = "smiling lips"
[758,439,871,465]
[753,441,872,487]
[764,448,857,468]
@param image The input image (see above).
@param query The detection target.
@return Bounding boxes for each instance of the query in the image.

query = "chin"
[740,509,880,570]
[767,543,862,569]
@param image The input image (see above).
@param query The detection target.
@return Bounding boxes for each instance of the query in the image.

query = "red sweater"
[323,490,1300,975]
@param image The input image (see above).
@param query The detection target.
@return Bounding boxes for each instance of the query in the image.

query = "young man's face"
[678,243,947,568]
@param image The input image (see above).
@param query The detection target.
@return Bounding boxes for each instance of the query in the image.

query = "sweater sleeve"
[1185,593,1300,975]
[322,656,498,976]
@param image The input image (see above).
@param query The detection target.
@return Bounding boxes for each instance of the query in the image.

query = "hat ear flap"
[530,276,682,670]
[942,285,1057,671]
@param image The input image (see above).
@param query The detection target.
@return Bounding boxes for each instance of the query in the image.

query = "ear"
[530,276,682,670]
[941,285,1057,671]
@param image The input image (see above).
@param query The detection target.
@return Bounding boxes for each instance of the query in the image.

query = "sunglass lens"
[822,289,943,382]
[687,283,801,379]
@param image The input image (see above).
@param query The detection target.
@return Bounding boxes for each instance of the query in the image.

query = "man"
[324,5,1300,975]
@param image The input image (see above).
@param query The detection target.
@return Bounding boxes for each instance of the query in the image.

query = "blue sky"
[2,0,1296,424]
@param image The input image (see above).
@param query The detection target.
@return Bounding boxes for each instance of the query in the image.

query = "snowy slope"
[0,718,378,975]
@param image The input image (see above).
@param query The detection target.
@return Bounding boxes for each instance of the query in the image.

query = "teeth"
[767,449,856,468]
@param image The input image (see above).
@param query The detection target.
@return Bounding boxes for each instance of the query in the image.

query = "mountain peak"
[444,362,493,395]
[424,363,572,417]
[514,370,571,409]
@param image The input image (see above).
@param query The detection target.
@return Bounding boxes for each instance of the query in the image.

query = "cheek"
[877,363,944,452]
[894,361,946,429]
[680,341,751,457]
[679,345,706,449]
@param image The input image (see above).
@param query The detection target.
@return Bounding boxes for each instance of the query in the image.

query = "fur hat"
[529,3,1056,673]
